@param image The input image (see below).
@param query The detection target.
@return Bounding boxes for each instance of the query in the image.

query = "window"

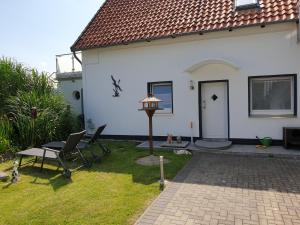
[148,81,173,114]
[235,0,258,9]
[249,75,296,117]
[73,90,81,100]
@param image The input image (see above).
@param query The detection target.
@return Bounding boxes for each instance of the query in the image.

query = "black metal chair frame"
[42,125,111,164]
[17,130,89,178]
[83,124,111,156]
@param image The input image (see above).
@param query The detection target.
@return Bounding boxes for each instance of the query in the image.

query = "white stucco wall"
[57,79,83,115]
[82,22,300,140]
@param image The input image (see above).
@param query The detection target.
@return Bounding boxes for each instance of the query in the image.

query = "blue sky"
[0,0,104,73]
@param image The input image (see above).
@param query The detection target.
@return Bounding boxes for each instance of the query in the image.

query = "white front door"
[201,81,228,139]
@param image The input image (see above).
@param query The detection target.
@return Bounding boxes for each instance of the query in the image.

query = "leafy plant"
[0,58,30,113]
[0,136,10,153]
[0,57,79,151]
[0,116,12,138]
[0,116,12,153]
[0,57,55,113]
[6,91,78,149]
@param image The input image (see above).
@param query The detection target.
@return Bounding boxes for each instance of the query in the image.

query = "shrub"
[0,116,12,138]
[0,58,31,114]
[6,91,78,149]
[0,116,12,153]
[0,136,10,153]
[0,57,80,151]
[0,57,55,113]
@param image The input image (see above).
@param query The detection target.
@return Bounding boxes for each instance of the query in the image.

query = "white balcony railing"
[56,53,82,74]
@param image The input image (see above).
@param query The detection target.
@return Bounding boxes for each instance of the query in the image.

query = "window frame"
[248,74,297,117]
[147,81,173,114]
[235,0,259,10]
[72,90,81,100]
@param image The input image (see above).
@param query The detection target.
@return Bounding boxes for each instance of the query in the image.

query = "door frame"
[198,80,230,139]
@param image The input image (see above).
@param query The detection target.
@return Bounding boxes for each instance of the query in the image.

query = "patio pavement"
[137,141,300,159]
[135,152,300,225]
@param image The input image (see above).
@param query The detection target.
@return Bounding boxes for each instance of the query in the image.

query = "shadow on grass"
[85,141,190,185]
[13,164,73,191]
[2,182,13,189]
[4,141,190,189]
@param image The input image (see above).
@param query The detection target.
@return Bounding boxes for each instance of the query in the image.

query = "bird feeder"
[139,94,163,155]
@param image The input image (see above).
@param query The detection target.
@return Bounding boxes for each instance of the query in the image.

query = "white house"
[71,0,300,144]
[56,53,83,116]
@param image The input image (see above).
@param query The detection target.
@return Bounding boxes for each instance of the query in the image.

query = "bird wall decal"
[111,75,122,97]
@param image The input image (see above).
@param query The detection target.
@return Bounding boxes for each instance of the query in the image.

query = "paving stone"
[135,153,300,225]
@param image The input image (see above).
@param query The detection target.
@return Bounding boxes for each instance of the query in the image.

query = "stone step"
[194,139,232,150]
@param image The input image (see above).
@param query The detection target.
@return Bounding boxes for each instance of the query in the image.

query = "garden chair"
[81,124,111,155]
[17,130,88,178]
[43,125,111,162]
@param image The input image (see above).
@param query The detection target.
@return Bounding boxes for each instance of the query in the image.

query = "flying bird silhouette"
[111,75,122,97]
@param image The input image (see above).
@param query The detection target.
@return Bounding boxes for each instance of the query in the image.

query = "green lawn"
[0,141,191,225]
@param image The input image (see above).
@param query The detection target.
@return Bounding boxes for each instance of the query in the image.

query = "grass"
[0,140,191,225]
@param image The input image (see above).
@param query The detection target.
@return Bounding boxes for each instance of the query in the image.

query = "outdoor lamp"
[139,94,163,155]
[189,80,195,90]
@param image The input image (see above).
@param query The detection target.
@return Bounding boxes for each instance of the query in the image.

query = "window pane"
[236,0,257,6]
[252,78,292,110]
[152,84,172,109]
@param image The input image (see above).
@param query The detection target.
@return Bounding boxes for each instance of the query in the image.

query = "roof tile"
[71,0,299,51]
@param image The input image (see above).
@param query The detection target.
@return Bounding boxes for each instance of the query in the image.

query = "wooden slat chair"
[17,130,87,178]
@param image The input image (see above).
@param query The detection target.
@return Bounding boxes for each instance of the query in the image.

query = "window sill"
[249,114,297,119]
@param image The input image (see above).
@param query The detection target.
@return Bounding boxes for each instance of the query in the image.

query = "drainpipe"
[72,51,82,65]
[80,88,84,123]
[297,22,299,43]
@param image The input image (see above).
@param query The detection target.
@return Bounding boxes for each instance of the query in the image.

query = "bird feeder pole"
[147,109,154,155]
[139,94,163,155]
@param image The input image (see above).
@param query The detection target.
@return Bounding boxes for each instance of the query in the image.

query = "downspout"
[297,21,299,43]
[80,88,85,128]
[72,51,82,65]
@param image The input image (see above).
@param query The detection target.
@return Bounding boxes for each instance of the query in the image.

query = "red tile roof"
[71,0,299,51]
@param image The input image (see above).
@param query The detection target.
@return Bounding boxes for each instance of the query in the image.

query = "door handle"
[202,100,206,109]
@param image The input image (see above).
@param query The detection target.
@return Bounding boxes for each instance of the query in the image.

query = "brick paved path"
[135,153,300,225]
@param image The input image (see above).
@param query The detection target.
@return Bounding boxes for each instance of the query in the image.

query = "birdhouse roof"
[140,96,163,103]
